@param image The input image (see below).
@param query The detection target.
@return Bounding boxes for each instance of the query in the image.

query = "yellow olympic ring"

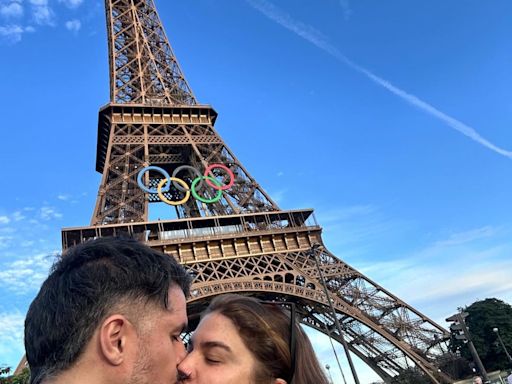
[157,177,191,206]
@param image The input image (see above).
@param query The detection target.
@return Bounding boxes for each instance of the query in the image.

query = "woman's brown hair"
[203,294,330,384]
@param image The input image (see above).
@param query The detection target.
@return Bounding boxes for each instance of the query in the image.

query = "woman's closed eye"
[204,355,222,364]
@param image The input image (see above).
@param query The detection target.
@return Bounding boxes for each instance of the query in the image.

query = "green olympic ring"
[137,163,234,205]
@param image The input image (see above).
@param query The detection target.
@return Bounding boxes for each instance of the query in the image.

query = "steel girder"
[106,0,195,105]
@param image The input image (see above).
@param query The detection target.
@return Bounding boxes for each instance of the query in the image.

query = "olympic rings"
[191,176,222,203]
[157,177,190,206]
[171,165,204,192]
[204,163,235,191]
[137,166,171,194]
[136,163,233,206]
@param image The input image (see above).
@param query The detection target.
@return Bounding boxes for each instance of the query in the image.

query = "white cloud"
[338,0,352,20]
[40,206,63,220]
[315,204,409,256]
[0,235,14,249]
[0,226,15,234]
[58,0,83,9]
[11,211,25,222]
[29,0,55,26]
[0,24,24,42]
[435,226,496,247]
[0,0,35,44]
[422,260,512,302]
[0,252,56,294]
[246,0,512,160]
[0,215,10,224]
[0,1,23,18]
[357,228,512,322]
[64,18,80,32]
[32,6,54,25]
[0,312,24,343]
[0,312,25,368]
[57,193,70,201]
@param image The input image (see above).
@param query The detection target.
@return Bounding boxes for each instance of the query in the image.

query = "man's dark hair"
[24,237,191,384]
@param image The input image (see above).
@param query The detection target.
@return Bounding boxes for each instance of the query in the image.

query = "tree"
[450,298,512,371]
[390,367,431,384]
[436,352,473,380]
[0,367,29,384]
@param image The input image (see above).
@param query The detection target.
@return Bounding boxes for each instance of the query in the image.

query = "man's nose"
[176,339,187,363]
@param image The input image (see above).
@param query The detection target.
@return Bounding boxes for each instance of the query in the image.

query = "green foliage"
[436,353,473,380]
[0,367,30,384]
[450,298,512,371]
[390,367,431,384]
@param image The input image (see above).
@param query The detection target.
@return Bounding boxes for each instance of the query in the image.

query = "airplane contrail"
[246,0,512,160]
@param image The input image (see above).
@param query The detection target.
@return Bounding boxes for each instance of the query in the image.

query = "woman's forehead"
[193,313,243,346]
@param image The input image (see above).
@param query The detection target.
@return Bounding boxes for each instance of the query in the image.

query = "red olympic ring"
[204,164,235,191]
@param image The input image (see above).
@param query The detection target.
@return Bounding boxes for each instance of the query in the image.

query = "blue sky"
[1,0,511,382]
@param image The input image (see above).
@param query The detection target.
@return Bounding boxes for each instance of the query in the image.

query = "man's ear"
[99,314,134,366]
[274,379,287,384]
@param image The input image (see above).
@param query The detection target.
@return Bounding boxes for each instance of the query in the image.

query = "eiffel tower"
[47,1,456,382]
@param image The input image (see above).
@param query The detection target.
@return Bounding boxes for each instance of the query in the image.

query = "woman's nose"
[177,354,194,381]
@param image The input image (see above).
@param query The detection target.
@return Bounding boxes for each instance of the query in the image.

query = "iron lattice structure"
[61,0,456,382]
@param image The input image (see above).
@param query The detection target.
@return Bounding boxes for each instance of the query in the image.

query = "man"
[24,237,191,384]
[507,372,512,384]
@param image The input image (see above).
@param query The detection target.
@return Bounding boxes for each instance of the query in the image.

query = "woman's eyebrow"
[200,340,232,353]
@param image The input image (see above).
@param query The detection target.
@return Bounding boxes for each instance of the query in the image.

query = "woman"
[178,294,329,384]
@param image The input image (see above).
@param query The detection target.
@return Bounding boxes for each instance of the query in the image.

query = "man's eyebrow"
[200,341,232,353]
